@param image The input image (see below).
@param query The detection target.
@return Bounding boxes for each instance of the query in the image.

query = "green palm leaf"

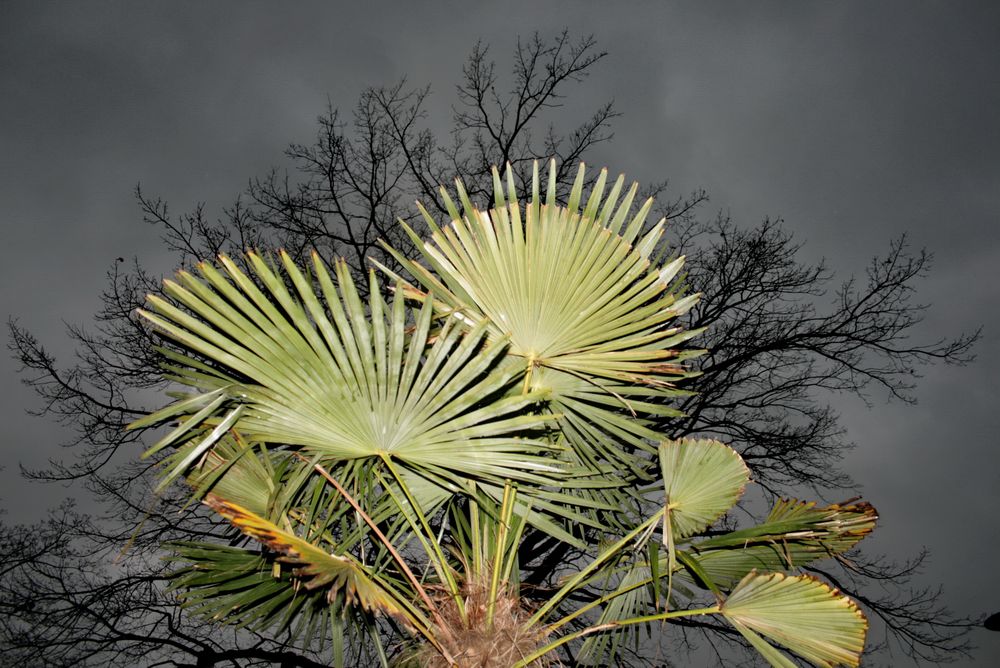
[204,495,419,624]
[132,251,567,495]
[721,571,867,668]
[382,160,699,388]
[660,438,750,539]
[576,562,653,665]
[169,541,337,642]
[186,431,275,514]
[379,161,703,477]
[688,499,878,589]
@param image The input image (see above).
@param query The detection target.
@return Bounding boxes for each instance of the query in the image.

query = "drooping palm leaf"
[698,498,878,551]
[576,562,653,665]
[169,531,408,667]
[721,571,868,668]
[686,499,878,589]
[169,541,338,642]
[203,495,427,629]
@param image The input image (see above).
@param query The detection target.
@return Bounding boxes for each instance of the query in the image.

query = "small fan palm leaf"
[660,438,750,539]
[721,571,868,668]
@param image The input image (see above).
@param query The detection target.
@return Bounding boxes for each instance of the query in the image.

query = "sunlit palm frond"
[721,571,868,668]
[131,251,565,496]
[379,160,703,478]
[660,438,750,540]
[383,160,701,388]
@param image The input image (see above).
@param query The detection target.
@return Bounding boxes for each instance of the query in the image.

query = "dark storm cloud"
[2,1,997,663]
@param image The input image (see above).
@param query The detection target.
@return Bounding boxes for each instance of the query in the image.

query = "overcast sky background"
[2,2,998,665]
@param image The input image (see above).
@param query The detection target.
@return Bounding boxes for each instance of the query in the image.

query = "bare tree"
[5,30,979,666]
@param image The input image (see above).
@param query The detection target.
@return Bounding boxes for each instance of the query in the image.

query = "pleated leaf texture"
[682,498,878,590]
[380,161,705,478]
[204,495,413,618]
[383,160,701,387]
[659,438,750,539]
[131,252,564,495]
[722,571,868,668]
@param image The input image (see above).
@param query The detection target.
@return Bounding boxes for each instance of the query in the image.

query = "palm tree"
[133,161,875,667]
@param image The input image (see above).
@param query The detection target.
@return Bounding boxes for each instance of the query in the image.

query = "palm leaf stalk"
[134,160,875,667]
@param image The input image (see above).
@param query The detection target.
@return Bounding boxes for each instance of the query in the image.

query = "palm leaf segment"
[204,494,413,618]
[131,251,564,495]
[525,439,871,668]
[722,571,868,668]
[655,440,873,666]
[689,497,877,589]
[381,161,704,477]
[660,438,750,539]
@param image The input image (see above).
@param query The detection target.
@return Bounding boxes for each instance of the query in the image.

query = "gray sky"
[2,2,998,665]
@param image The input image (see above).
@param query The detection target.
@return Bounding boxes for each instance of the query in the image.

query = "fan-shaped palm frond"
[379,160,704,479]
[168,542,328,636]
[660,438,750,539]
[204,495,415,618]
[131,251,574,501]
[722,571,868,668]
[386,161,698,381]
